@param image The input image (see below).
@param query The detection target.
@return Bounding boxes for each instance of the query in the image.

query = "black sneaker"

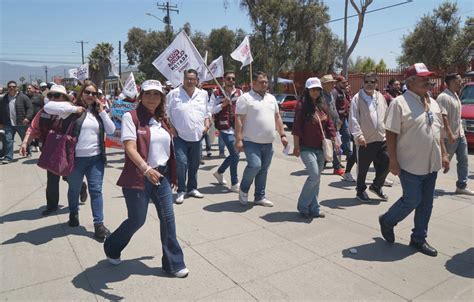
[41,207,58,216]
[379,215,395,243]
[94,223,111,239]
[80,182,88,203]
[356,191,370,202]
[369,185,388,201]
[68,213,79,227]
[409,240,437,257]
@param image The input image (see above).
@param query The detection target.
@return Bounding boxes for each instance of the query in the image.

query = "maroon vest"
[116,104,177,189]
[213,88,242,130]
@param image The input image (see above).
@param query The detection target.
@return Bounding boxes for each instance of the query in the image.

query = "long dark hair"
[137,90,165,121]
[76,80,100,114]
[300,88,326,121]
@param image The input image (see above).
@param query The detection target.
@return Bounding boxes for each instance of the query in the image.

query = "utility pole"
[118,40,122,78]
[157,2,179,33]
[76,40,89,64]
[44,66,48,82]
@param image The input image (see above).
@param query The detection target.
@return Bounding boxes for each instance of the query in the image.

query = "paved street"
[1,131,473,301]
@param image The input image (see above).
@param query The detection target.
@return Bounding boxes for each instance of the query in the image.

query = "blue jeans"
[217,132,240,185]
[240,141,273,201]
[4,125,29,161]
[382,170,438,243]
[339,118,352,157]
[218,135,225,154]
[67,154,105,224]
[444,136,469,189]
[174,136,201,193]
[104,177,186,273]
[298,149,325,216]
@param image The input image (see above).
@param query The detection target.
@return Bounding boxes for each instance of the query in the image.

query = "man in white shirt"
[166,69,211,204]
[234,71,288,207]
[379,63,450,257]
[210,71,242,192]
[437,73,473,196]
[349,72,390,202]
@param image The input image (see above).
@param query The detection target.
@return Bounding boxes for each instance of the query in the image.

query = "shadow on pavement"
[0,206,68,224]
[198,164,218,171]
[342,237,416,261]
[72,256,170,301]
[320,198,381,209]
[1,223,95,245]
[203,200,251,213]
[328,181,356,190]
[21,158,38,165]
[260,211,313,223]
[106,158,125,165]
[445,248,474,278]
[290,169,307,176]
[197,185,232,195]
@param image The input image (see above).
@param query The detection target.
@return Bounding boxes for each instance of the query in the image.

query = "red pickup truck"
[276,94,298,129]
[460,81,474,149]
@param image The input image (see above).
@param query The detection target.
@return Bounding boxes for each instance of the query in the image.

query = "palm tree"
[88,42,114,88]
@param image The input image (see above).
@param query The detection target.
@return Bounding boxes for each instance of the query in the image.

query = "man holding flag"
[166,69,211,204]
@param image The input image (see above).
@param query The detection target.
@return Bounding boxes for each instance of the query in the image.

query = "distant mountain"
[0,62,135,86]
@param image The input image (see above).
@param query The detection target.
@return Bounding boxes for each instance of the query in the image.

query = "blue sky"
[1,0,473,70]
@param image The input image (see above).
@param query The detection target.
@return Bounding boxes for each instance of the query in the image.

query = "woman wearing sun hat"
[104,79,188,278]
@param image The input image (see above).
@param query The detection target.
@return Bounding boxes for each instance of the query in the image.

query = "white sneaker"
[175,192,185,204]
[230,183,240,193]
[213,171,227,185]
[239,189,248,206]
[342,172,356,182]
[187,189,204,198]
[455,187,474,196]
[173,267,189,278]
[384,179,394,187]
[254,198,274,207]
[107,257,121,265]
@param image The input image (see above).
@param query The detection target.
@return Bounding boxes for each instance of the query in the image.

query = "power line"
[0,58,81,64]
[327,0,414,23]
[0,53,81,57]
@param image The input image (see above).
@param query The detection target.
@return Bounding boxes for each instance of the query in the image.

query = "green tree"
[19,76,25,84]
[398,1,472,70]
[375,59,387,72]
[88,42,114,87]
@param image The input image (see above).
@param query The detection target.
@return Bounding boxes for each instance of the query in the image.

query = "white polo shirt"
[166,86,210,142]
[235,90,279,144]
[384,90,444,175]
[121,112,171,167]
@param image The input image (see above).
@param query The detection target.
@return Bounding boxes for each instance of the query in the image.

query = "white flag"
[203,56,224,82]
[231,36,253,69]
[198,51,208,82]
[110,56,119,77]
[68,68,78,79]
[76,63,89,81]
[152,31,205,87]
[123,72,138,98]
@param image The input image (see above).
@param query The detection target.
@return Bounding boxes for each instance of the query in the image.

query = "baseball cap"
[335,75,347,82]
[39,82,47,87]
[305,77,322,89]
[320,74,337,84]
[141,80,164,94]
[404,63,435,78]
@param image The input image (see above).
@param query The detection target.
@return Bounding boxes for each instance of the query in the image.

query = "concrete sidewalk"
[0,137,473,301]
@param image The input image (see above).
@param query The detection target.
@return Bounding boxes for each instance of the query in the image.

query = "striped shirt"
[436,89,464,138]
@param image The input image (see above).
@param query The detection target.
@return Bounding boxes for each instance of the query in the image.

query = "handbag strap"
[315,109,327,140]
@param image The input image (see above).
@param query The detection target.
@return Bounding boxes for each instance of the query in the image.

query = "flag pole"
[249,63,253,90]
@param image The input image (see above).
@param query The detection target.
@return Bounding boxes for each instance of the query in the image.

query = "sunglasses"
[364,80,377,84]
[8,85,17,88]
[225,77,235,81]
[426,111,433,126]
[83,90,98,96]
[47,92,63,99]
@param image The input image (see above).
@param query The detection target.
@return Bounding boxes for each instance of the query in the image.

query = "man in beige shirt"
[437,73,473,196]
[350,72,389,202]
[379,63,450,257]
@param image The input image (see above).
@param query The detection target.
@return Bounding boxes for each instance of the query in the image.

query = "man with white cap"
[379,63,450,257]
[350,72,390,202]
[166,69,211,204]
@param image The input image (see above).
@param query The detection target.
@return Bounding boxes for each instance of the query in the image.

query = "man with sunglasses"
[379,63,450,257]
[0,80,33,164]
[210,71,242,192]
[350,72,390,202]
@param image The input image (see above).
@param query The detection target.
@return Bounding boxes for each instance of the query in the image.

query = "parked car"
[275,94,298,129]
[460,81,474,149]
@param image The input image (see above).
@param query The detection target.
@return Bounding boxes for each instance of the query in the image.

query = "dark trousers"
[46,170,60,210]
[356,141,389,192]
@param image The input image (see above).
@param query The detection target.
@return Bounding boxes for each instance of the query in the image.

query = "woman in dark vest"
[43,80,115,239]
[292,77,338,219]
[20,85,88,216]
[104,80,188,278]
